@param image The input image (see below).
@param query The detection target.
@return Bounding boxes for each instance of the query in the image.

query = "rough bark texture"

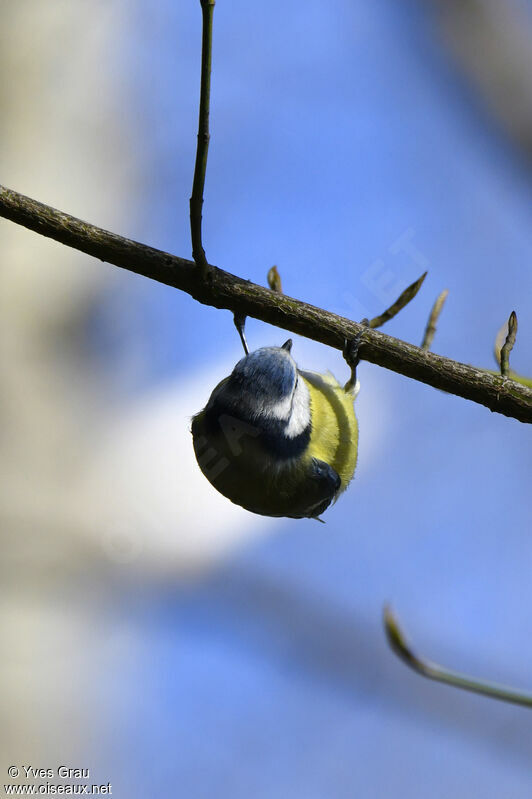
[1,183,531,423]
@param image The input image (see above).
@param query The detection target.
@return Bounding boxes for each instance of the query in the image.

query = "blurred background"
[1,0,532,795]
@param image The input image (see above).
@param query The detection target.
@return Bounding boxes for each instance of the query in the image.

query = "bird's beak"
[282,339,293,352]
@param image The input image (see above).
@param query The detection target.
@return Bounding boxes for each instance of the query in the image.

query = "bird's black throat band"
[202,400,311,460]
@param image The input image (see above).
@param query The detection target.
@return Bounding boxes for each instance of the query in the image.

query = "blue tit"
[191,337,360,519]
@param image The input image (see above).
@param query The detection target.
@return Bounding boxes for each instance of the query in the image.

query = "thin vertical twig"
[493,313,531,387]
[500,310,518,378]
[190,0,216,280]
[267,265,283,294]
[421,289,449,350]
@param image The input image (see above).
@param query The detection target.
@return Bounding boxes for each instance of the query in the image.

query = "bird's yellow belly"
[301,371,358,493]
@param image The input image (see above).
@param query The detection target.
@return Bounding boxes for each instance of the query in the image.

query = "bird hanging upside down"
[192,328,362,520]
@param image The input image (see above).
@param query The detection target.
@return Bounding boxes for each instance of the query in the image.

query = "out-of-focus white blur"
[1,0,129,774]
[1,0,270,779]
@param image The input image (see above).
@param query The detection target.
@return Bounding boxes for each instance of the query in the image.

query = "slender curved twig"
[384,605,532,708]
[500,311,518,378]
[493,314,532,388]
[368,272,427,329]
[422,289,449,350]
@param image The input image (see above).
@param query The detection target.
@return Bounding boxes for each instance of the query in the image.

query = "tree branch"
[1,183,532,423]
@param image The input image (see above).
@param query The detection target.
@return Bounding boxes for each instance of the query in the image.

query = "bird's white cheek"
[284,380,311,438]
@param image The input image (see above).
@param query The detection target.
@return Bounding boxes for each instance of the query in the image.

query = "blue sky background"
[85,1,532,795]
